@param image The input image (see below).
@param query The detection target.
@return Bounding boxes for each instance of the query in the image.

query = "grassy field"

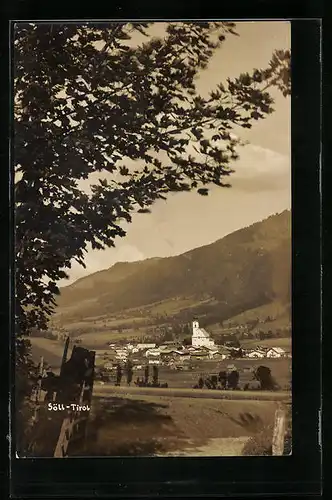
[94,385,291,401]
[54,295,217,328]
[63,316,148,329]
[68,392,284,456]
[103,358,291,391]
[240,337,291,349]
[144,296,216,316]
[72,330,141,346]
[223,300,290,325]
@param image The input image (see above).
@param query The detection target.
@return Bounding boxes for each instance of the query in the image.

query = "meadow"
[69,393,284,456]
[240,337,291,348]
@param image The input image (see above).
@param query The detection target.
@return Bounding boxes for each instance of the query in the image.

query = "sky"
[58,21,291,286]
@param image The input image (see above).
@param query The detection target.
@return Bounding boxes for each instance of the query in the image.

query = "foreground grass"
[69,393,280,457]
[240,337,292,349]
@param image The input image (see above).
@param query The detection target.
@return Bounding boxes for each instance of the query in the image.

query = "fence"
[53,344,95,457]
[29,338,95,457]
[53,381,89,458]
[272,406,287,455]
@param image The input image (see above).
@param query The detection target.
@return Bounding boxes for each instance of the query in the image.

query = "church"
[191,320,216,348]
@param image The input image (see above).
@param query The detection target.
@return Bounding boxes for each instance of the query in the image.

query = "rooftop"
[268,347,285,353]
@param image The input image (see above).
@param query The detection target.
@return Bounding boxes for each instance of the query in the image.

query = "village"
[94,320,291,373]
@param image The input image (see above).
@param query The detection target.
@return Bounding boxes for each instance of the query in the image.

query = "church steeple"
[192,320,199,330]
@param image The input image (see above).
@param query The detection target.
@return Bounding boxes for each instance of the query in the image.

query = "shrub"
[243,404,292,456]
[242,424,273,456]
[253,365,278,390]
[283,403,292,455]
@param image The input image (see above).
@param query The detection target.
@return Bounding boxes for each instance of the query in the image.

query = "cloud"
[228,144,290,193]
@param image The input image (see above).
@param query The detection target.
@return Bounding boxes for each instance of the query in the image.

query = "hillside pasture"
[223,300,290,325]
[54,316,148,330]
[74,329,142,347]
[144,296,217,316]
[240,337,291,349]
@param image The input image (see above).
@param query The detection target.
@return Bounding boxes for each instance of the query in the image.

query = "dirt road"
[159,437,250,456]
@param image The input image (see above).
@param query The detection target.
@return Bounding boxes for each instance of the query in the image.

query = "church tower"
[192,320,199,333]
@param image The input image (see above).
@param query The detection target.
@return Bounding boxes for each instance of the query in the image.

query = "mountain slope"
[55,210,291,326]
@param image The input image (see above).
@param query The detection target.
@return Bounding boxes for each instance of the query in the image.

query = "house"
[137,343,156,351]
[206,347,219,359]
[247,349,265,359]
[145,348,161,358]
[190,349,209,358]
[115,348,128,360]
[160,344,181,352]
[206,345,218,351]
[159,348,176,356]
[192,321,215,348]
[174,350,191,361]
[266,347,286,358]
[174,349,190,355]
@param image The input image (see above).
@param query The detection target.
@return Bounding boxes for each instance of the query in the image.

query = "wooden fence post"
[272,406,286,455]
[53,382,87,458]
[60,336,70,376]
[53,347,95,458]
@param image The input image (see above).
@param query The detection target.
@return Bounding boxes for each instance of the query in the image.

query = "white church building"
[191,320,216,348]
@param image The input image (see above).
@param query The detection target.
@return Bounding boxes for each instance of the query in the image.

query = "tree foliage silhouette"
[14,22,290,338]
[254,365,277,390]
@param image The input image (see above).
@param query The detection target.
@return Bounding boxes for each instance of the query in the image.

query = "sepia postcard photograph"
[14,20,292,458]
